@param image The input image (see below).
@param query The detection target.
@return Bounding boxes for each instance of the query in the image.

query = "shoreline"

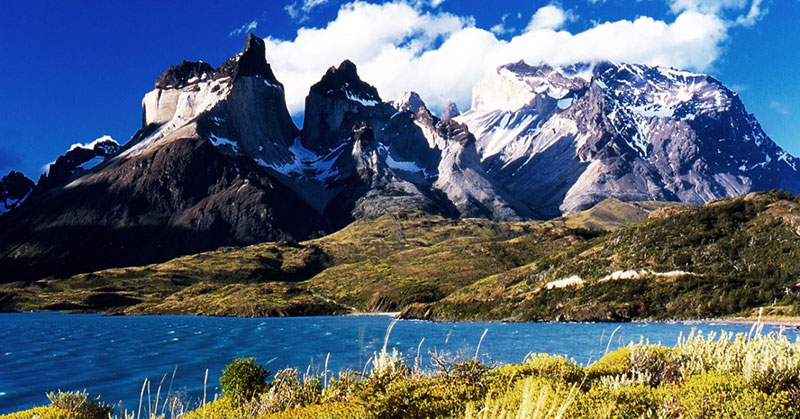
[345,311,401,317]
[700,317,800,328]
[5,309,800,328]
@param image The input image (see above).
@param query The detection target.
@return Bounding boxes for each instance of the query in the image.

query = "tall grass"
[465,381,579,419]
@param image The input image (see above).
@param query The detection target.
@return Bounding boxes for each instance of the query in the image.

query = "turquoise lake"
[1,312,795,413]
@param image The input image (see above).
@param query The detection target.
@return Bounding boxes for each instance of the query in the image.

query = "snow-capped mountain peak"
[458,60,800,216]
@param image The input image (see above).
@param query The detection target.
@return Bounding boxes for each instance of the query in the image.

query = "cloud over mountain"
[262,0,763,116]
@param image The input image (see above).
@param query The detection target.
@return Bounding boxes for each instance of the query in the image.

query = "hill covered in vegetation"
[2,191,800,322]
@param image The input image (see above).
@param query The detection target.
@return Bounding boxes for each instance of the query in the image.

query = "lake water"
[0,312,795,413]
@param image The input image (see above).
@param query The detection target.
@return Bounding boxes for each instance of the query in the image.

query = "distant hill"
[426,190,800,321]
[5,192,800,322]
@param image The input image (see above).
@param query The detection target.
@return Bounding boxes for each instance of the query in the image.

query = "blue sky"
[1,0,798,178]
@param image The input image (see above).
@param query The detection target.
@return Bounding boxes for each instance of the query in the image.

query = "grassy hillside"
[430,190,800,321]
[5,192,800,322]
[0,210,552,316]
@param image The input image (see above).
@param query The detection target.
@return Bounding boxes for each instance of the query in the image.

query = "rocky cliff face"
[135,34,299,167]
[457,61,800,216]
[263,61,532,227]
[0,34,327,282]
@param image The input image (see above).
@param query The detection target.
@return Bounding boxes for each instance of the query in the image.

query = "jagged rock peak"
[215,33,281,85]
[441,102,460,121]
[37,137,121,191]
[154,34,281,90]
[155,61,215,89]
[437,119,475,147]
[310,60,381,102]
[0,171,35,214]
[394,92,426,114]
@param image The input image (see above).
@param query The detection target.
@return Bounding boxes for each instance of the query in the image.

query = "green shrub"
[525,353,585,383]
[44,390,111,419]
[0,406,82,419]
[585,348,632,381]
[361,356,489,418]
[220,357,271,401]
[362,374,488,418]
[674,372,799,418]
[469,376,576,419]
[263,401,369,418]
[574,383,664,418]
[677,330,800,393]
[182,397,252,419]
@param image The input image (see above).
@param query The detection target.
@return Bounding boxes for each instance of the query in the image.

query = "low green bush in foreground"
[5,328,800,418]
[2,390,112,419]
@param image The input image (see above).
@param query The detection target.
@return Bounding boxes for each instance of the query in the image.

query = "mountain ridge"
[1,35,798,283]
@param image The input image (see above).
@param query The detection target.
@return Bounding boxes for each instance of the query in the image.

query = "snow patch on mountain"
[209,134,240,153]
[346,92,379,107]
[385,153,426,174]
[69,135,119,153]
[262,137,346,181]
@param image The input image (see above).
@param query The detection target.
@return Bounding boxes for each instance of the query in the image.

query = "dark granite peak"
[155,61,214,89]
[37,139,121,191]
[441,101,461,121]
[214,34,281,85]
[154,34,282,89]
[0,171,34,213]
[310,60,380,101]
[437,119,475,147]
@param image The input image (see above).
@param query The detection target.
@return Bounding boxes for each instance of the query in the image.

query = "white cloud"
[735,0,766,26]
[285,0,330,21]
[770,101,791,116]
[229,20,258,37]
[413,0,446,7]
[669,0,767,26]
[729,83,749,92]
[526,5,575,31]
[262,1,759,116]
[490,13,518,36]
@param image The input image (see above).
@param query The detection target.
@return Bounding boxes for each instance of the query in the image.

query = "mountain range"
[1,33,798,283]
